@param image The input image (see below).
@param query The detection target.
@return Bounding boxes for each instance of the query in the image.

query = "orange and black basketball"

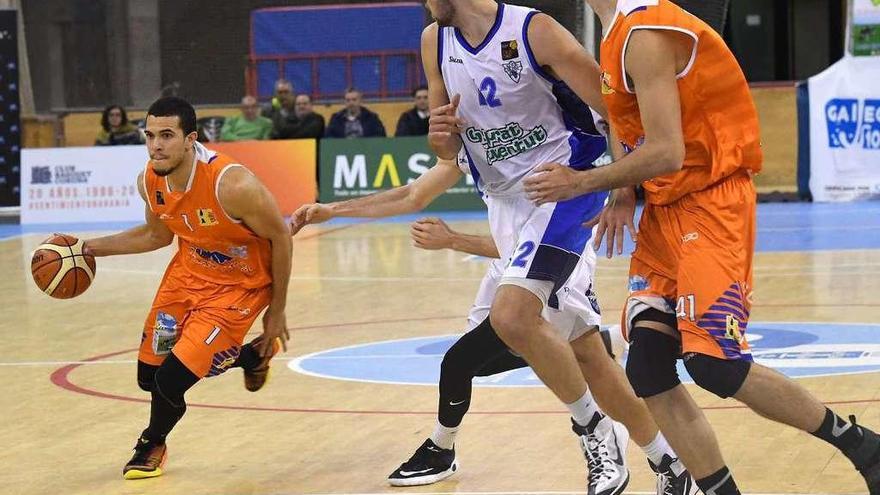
[31,234,96,299]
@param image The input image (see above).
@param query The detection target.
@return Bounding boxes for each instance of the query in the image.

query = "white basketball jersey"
[439,3,605,196]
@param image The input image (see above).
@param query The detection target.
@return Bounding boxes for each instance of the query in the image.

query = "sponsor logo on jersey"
[502,60,523,83]
[601,72,615,95]
[465,122,548,165]
[193,247,233,265]
[501,40,519,60]
[628,275,649,292]
[825,98,880,150]
[682,232,699,243]
[197,208,218,226]
[726,314,745,344]
[155,190,165,205]
[448,55,464,64]
[228,245,249,259]
[501,39,519,60]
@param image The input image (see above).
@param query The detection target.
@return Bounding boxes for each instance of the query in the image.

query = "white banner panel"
[808,55,880,202]
[21,145,148,224]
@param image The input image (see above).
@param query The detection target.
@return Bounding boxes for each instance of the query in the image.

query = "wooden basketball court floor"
[1,202,879,495]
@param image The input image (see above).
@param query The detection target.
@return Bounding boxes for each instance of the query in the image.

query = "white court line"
[0,355,425,367]
[298,491,853,495]
[0,359,137,366]
[97,267,880,281]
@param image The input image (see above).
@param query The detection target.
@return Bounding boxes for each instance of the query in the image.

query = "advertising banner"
[21,140,316,224]
[319,136,484,211]
[808,55,880,201]
[852,0,880,56]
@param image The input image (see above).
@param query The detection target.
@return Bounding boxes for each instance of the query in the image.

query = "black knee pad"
[153,353,200,407]
[625,327,682,398]
[683,352,752,398]
[137,361,159,392]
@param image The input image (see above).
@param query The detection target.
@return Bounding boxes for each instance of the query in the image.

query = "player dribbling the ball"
[68,97,292,479]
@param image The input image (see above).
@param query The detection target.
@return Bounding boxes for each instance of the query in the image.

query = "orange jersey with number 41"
[599,0,763,205]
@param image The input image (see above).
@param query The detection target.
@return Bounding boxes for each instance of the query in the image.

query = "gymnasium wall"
[158,0,583,105]
[35,85,799,192]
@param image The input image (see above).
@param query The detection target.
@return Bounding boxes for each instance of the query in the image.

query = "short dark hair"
[413,86,428,97]
[101,105,128,132]
[146,96,197,135]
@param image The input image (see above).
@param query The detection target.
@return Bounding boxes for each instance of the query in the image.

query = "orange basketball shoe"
[123,437,167,480]
[244,336,281,392]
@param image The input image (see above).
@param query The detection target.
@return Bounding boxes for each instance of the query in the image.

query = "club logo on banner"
[826,99,880,149]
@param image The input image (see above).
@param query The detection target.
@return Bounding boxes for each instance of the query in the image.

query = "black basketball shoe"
[649,454,699,495]
[844,416,880,494]
[388,439,458,486]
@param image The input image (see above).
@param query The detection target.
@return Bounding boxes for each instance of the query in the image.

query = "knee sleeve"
[683,352,751,398]
[438,317,511,427]
[137,361,159,392]
[625,327,682,398]
[153,352,199,408]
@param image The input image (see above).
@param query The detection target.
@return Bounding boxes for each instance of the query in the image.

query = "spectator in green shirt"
[220,96,272,141]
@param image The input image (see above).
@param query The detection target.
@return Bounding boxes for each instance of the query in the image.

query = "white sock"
[430,422,459,450]
[566,389,602,428]
[642,431,676,466]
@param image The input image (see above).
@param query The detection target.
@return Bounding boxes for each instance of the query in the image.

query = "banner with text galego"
[808,54,880,201]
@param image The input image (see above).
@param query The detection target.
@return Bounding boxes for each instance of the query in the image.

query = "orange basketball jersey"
[144,142,272,289]
[599,0,763,205]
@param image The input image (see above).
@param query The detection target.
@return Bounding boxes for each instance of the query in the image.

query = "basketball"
[31,234,96,299]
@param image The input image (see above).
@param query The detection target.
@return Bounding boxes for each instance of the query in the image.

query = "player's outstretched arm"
[527,13,607,118]
[410,217,500,258]
[524,29,687,203]
[218,166,292,355]
[290,158,463,235]
[84,172,175,256]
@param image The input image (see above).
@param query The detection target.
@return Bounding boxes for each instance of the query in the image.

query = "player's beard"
[151,158,182,177]
[429,0,456,27]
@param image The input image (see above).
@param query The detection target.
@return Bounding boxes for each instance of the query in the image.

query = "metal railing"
[247,50,423,101]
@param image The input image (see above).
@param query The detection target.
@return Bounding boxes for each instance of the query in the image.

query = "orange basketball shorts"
[623,171,756,361]
[139,267,271,378]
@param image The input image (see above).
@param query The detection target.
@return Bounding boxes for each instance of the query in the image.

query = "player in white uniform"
[420,1,700,493]
[292,154,693,494]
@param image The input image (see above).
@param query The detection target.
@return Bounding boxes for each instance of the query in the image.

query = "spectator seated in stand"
[263,79,295,121]
[325,88,386,139]
[395,86,429,136]
[95,105,144,146]
[272,94,326,140]
[220,96,272,141]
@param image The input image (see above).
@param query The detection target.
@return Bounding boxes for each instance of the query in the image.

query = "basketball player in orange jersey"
[80,97,293,480]
[523,1,880,493]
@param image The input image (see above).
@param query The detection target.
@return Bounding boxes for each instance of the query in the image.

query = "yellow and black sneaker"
[123,437,167,480]
[244,336,281,392]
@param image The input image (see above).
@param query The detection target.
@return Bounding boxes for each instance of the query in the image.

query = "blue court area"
[291,323,880,387]
[5,201,880,253]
